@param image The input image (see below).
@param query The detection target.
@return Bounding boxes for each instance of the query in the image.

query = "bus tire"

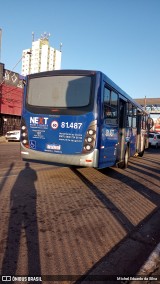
[123,146,129,169]
[138,148,144,157]
[118,146,129,169]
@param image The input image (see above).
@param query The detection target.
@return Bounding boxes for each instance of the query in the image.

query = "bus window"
[104,87,110,104]
[127,102,133,127]
[137,111,141,133]
[132,106,137,128]
[111,91,118,119]
[119,99,126,128]
[104,88,118,124]
[27,75,91,108]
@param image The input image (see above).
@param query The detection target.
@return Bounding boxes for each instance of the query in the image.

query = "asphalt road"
[0,142,160,283]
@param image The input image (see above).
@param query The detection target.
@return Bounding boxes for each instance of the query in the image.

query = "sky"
[0,0,160,99]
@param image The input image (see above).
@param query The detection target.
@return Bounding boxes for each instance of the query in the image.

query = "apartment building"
[21,33,62,76]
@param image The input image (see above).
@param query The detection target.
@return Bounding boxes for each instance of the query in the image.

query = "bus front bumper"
[21,144,99,168]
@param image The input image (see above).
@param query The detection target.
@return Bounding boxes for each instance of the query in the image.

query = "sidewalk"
[138,243,160,275]
[132,243,160,284]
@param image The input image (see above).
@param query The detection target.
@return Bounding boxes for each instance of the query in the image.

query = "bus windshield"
[27,75,92,108]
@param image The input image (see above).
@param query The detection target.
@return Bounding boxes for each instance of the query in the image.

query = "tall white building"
[21,33,62,76]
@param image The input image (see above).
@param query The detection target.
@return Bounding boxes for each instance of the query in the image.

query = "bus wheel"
[138,148,144,157]
[123,146,129,168]
[118,147,129,169]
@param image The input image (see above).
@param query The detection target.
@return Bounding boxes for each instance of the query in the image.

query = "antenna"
[60,42,62,52]
[32,32,35,42]
[41,32,50,40]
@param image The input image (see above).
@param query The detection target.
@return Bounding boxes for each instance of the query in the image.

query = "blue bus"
[21,70,151,169]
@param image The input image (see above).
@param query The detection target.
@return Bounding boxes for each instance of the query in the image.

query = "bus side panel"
[98,125,118,168]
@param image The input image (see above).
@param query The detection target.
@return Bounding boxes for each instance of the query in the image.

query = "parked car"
[149,132,160,148]
[5,130,21,142]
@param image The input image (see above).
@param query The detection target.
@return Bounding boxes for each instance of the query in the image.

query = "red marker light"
[51,109,59,112]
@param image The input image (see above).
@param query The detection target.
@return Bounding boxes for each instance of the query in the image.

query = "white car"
[149,133,160,148]
[5,130,21,141]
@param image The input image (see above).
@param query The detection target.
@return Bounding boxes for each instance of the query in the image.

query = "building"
[0,63,23,135]
[0,32,62,136]
[21,33,62,76]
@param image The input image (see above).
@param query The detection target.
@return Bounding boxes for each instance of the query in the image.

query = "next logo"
[30,117,48,125]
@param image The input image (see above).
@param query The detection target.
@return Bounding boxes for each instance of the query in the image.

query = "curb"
[138,242,160,274]
[129,243,160,283]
